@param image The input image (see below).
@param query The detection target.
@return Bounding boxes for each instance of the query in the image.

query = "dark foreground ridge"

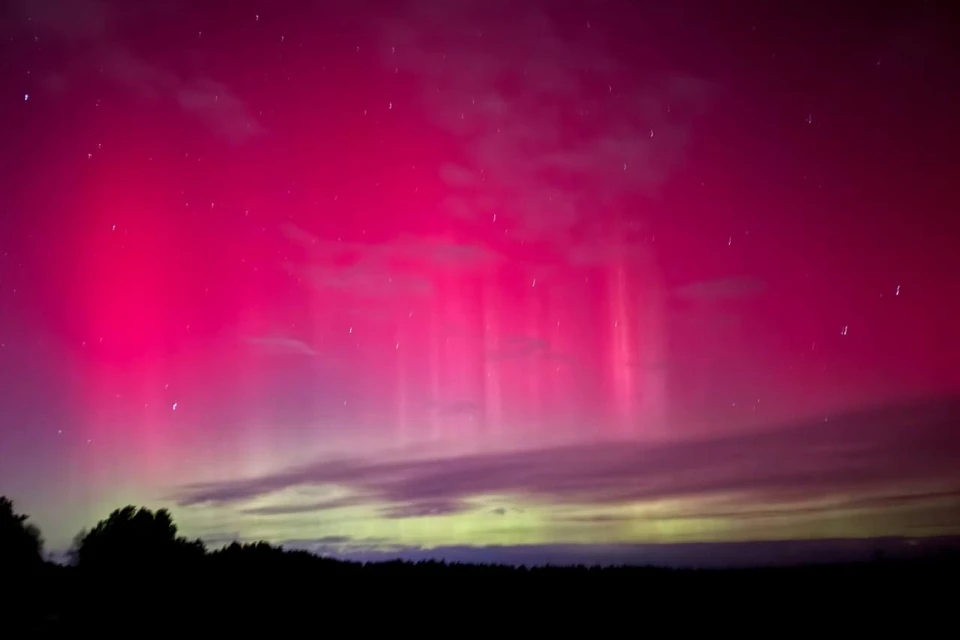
[3,498,957,631]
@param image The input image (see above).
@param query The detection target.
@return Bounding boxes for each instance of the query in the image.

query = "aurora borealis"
[1,0,959,564]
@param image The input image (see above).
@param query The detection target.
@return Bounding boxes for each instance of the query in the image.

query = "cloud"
[374,0,714,245]
[487,335,572,364]
[300,263,433,300]
[176,459,368,507]
[173,397,960,530]
[439,400,482,417]
[438,163,483,188]
[97,47,264,144]
[280,223,503,302]
[566,237,652,268]
[243,336,319,356]
[673,277,767,302]
[487,335,550,360]
[563,514,636,524]
[649,489,960,524]
[175,77,265,144]
[15,0,263,143]
[388,235,503,269]
[280,223,502,271]
[380,500,468,519]
[239,496,365,516]
[10,0,108,40]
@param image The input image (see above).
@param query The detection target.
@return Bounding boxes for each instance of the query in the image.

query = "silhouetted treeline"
[1,496,956,632]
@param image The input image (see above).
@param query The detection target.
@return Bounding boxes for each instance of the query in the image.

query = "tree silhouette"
[73,505,205,571]
[0,499,952,631]
[0,496,44,573]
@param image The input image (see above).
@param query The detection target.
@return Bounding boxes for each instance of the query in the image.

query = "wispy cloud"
[299,263,433,299]
[486,335,572,364]
[374,0,714,246]
[438,400,482,418]
[175,77,264,144]
[673,277,767,302]
[10,0,108,41]
[16,0,263,144]
[174,397,960,532]
[96,47,264,144]
[239,496,364,516]
[380,500,467,519]
[280,223,503,270]
[280,223,502,301]
[243,336,319,357]
[487,335,550,360]
[641,489,960,524]
[566,237,652,268]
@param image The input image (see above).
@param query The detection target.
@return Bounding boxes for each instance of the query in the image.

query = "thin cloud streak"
[673,277,767,302]
[243,336,319,357]
[174,397,960,530]
[279,222,504,304]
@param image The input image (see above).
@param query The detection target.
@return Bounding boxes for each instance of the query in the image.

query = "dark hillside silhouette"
[0,496,956,632]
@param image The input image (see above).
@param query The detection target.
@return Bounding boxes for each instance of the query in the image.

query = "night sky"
[1,0,959,565]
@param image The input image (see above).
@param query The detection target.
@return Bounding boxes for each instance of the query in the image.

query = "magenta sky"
[1,0,959,564]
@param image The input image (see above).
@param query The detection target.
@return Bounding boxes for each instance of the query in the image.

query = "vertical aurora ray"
[608,258,637,436]
[394,319,410,446]
[428,292,444,442]
[67,159,187,488]
[637,248,669,441]
[480,276,503,438]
